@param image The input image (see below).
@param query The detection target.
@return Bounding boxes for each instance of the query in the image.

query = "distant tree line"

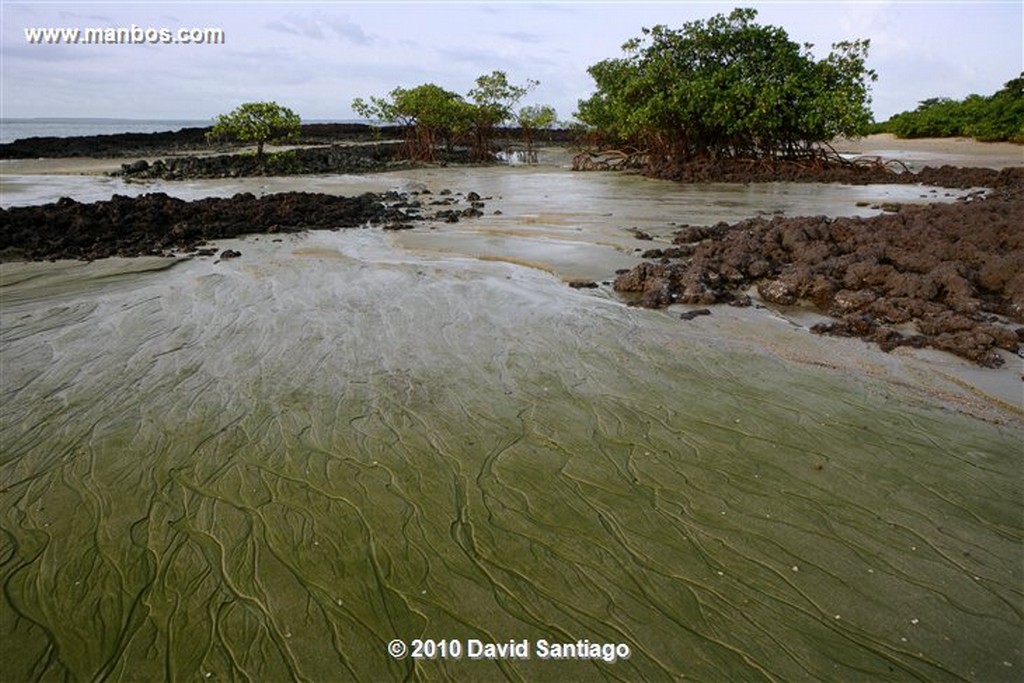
[873,75,1023,143]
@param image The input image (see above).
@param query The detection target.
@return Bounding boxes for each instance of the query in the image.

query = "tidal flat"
[1,160,1021,682]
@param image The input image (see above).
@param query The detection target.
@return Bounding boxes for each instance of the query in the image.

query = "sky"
[1,0,1021,123]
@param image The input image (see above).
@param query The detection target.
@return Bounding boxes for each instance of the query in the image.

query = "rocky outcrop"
[115,143,403,180]
[0,189,485,261]
[613,167,1024,366]
[642,157,1013,189]
[0,123,406,159]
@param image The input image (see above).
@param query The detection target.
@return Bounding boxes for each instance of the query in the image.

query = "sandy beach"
[1,136,1021,681]
[835,133,1024,170]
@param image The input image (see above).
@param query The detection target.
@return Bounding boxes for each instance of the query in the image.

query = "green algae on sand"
[1,229,1020,682]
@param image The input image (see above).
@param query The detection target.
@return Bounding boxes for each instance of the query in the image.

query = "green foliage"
[466,71,536,159]
[881,76,1024,142]
[355,83,469,161]
[518,104,558,130]
[576,8,877,169]
[469,71,534,124]
[354,72,548,162]
[517,104,558,155]
[353,84,467,134]
[207,102,301,160]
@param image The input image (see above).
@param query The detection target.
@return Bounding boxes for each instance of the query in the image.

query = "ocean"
[0,118,363,144]
[0,118,210,144]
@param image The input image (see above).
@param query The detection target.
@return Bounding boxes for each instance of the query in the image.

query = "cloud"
[265,12,373,46]
[493,30,545,45]
[56,10,115,25]
[266,15,323,40]
[2,1,1019,122]
[436,44,507,66]
[322,15,374,46]
[3,40,106,63]
[436,41,561,73]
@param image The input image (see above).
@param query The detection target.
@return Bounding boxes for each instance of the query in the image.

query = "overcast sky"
[2,1,1021,123]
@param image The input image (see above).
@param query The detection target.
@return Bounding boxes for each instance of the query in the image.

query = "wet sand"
[1,145,1022,681]
[0,157,128,175]
[835,133,1023,170]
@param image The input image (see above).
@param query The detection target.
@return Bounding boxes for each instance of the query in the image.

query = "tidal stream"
[1,162,1021,682]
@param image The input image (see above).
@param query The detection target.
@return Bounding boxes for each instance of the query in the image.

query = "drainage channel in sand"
[2,222,1020,682]
[1,164,1020,681]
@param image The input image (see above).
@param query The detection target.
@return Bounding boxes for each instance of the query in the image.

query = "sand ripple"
[1,221,1021,682]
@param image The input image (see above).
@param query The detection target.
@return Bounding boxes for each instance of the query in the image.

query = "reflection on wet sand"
[1,165,1021,681]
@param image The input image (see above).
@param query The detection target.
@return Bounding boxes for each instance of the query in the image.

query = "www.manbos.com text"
[24,25,225,46]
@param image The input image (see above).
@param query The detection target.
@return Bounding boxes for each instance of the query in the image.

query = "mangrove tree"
[575,8,877,176]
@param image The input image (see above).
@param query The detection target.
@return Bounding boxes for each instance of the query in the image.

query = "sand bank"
[835,133,1023,170]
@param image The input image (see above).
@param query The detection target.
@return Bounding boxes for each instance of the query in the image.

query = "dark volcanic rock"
[613,167,1024,366]
[0,127,213,159]
[0,191,443,261]
[613,261,682,307]
[648,157,1010,189]
[641,246,695,259]
[116,143,402,180]
[679,308,712,320]
[0,123,407,159]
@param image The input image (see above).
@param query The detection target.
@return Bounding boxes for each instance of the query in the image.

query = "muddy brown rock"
[615,166,1024,365]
